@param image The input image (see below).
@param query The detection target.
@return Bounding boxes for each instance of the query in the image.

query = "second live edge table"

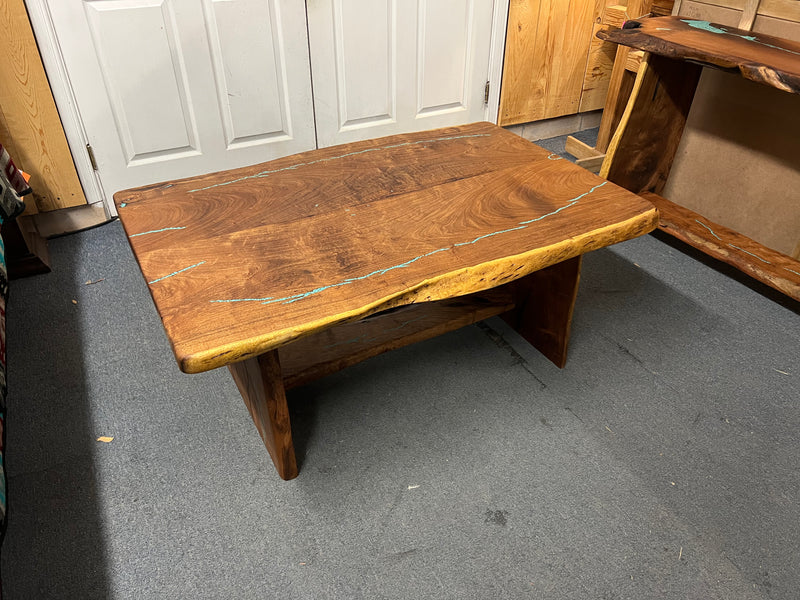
[115,122,657,480]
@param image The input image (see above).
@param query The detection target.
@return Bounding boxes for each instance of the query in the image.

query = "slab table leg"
[228,350,298,480]
[503,255,582,368]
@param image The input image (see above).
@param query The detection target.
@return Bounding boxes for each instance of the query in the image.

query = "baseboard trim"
[34,202,112,238]
[503,110,602,142]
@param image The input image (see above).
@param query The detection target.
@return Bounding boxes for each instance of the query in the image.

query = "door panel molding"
[309,0,496,148]
[203,0,294,148]
[84,0,201,164]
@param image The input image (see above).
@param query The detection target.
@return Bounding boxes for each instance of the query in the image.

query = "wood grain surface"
[228,351,297,480]
[0,0,87,212]
[594,0,654,152]
[116,122,658,374]
[601,52,702,193]
[499,0,599,124]
[598,15,800,93]
[595,45,638,152]
[579,23,618,113]
[642,192,800,300]
[501,256,582,368]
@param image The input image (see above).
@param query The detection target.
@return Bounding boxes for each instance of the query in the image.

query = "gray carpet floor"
[2,133,799,599]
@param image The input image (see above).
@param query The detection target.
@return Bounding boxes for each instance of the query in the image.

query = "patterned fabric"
[0,142,27,576]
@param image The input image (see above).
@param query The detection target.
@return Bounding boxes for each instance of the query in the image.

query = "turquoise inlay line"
[119,203,127,208]
[187,134,493,193]
[728,244,771,264]
[209,296,274,303]
[518,181,608,225]
[698,220,800,276]
[274,247,454,306]
[203,181,608,308]
[682,20,727,34]
[148,261,206,285]
[694,219,722,241]
[744,38,800,57]
[453,226,527,247]
[547,154,563,161]
[130,226,186,238]
[682,19,800,57]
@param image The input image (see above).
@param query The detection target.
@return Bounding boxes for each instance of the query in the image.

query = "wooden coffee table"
[115,122,657,479]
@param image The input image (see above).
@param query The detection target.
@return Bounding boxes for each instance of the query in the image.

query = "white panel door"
[44,0,316,200]
[306,0,494,147]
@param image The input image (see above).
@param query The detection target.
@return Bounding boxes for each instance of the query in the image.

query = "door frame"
[25,0,509,217]
[486,0,509,123]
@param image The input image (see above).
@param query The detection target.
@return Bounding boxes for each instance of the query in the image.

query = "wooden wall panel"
[753,13,800,37]
[579,23,618,112]
[0,0,86,212]
[678,1,743,23]
[499,0,600,125]
[677,0,800,27]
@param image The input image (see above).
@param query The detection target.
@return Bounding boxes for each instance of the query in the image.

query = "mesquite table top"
[598,16,800,94]
[115,122,657,374]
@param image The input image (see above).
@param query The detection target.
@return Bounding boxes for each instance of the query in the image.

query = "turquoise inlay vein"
[209,297,274,303]
[148,261,206,285]
[742,37,800,57]
[453,226,527,247]
[682,20,727,34]
[698,220,800,276]
[694,219,722,241]
[682,19,800,57]
[119,203,127,208]
[130,226,186,237]
[187,134,492,193]
[210,181,610,308]
[519,181,608,225]
[728,244,771,264]
[547,154,563,161]
[276,247,452,306]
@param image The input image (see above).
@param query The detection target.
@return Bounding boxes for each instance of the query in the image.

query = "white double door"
[44,0,496,210]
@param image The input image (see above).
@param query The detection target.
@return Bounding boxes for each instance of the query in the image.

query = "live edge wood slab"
[598,16,800,94]
[598,16,800,301]
[115,122,657,479]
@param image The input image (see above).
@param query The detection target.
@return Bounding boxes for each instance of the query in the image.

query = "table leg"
[228,350,298,480]
[503,255,582,368]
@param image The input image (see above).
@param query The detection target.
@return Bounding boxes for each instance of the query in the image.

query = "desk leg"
[228,351,298,480]
[503,255,582,368]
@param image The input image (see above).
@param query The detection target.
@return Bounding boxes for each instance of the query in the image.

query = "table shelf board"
[641,191,800,300]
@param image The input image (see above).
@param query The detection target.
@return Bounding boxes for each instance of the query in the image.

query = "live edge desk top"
[116,122,656,479]
[116,122,656,374]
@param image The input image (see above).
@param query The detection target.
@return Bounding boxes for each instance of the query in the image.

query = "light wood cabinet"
[0,0,86,213]
[498,0,666,126]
